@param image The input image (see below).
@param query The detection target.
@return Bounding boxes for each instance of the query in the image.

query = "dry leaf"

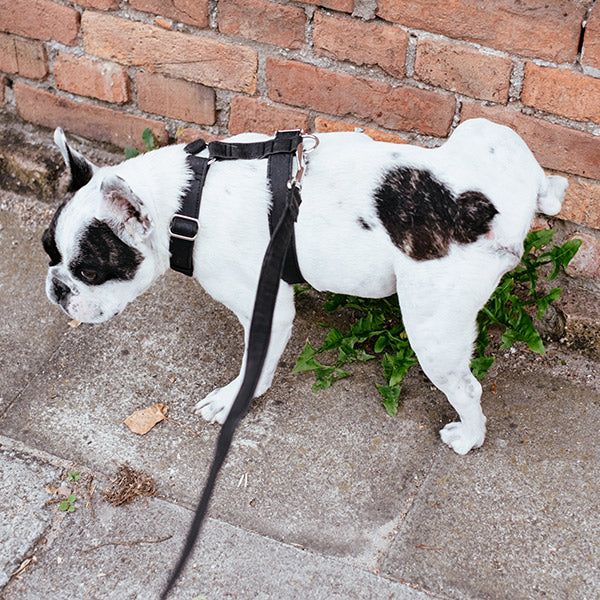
[124,403,168,435]
[68,319,81,328]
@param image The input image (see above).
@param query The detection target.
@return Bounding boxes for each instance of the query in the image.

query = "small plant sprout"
[294,230,581,416]
[67,470,81,482]
[58,494,77,513]
[124,127,158,159]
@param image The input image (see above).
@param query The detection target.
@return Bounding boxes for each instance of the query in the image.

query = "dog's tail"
[537,175,568,216]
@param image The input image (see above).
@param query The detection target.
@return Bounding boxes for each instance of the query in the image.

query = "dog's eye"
[80,269,98,283]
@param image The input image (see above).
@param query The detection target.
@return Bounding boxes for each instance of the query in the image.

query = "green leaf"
[536,287,561,318]
[374,335,388,353]
[293,342,319,373]
[376,384,402,416]
[67,470,81,481]
[58,500,70,511]
[142,127,157,152]
[470,355,494,380]
[124,147,140,160]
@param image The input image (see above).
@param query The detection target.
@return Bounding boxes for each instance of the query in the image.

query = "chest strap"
[169,131,306,284]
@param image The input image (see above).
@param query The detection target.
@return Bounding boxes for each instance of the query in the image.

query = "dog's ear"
[100,174,153,240]
[54,127,97,192]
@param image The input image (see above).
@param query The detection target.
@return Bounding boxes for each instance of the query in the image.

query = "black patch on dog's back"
[70,219,143,285]
[42,201,67,266]
[374,167,497,260]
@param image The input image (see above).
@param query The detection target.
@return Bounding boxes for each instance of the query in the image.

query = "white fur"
[46,118,566,454]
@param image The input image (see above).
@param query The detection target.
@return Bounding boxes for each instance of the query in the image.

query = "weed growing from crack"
[294,230,581,416]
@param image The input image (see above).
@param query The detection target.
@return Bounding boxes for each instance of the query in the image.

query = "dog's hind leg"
[396,257,502,454]
[194,283,295,424]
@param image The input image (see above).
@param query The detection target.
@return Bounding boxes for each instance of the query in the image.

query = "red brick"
[414,38,512,103]
[522,63,600,124]
[461,102,600,180]
[302,0,352,12]
[219,0,305,49]
[229,97,309,134]
[130,0,209,28]
[76,0,118,9]
[267,58,454,137]
[54,52,129,104]
[136,72,215,125]
[175,127,221,144]
[583,6,600,69]
[377,0,585,63]
[82,12,257,93]
[565,232,600,280]
[14,82,167,149]
[559,175,600,230]
[0,33,48,79]
[313,12,408,79]
[0,0,80,46]
[315,116,409,144]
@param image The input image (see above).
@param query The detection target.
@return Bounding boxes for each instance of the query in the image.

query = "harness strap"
[169,140,209,276]
[160,181,303,600]
[208,135,300,161]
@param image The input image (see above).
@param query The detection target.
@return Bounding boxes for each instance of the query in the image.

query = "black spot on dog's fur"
[41,201,67,266]
[70,219,143,285]
[375,167,498,260]
[358,217,373,230]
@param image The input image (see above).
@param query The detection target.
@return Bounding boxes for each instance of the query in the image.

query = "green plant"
[67,470,81,482]
[293,230,581,416]
[124,128,158,159]
[58,494,77,513]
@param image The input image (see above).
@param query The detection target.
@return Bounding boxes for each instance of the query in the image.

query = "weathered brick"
[461,102,600,180]
[302,0,352,12]
[313,12,408,79]
[0,0,80,46]
[229,97,309,134]
[76,0,118,9]
[0,75,5,104]
[414,38,512,103]
[0,34,48,79]
[82,12,257,93]
[219,0,305,49]
[560,175,600,230]
[175,127,221,144]
[129,0,209,29]
[377,0,585,63]
[565,232,600,280]
[136,72,215,125]
[315,116,408,144]
[14,83,167,149]
[522,63,600,124]
[54,52,129,104]
[267,58,454,137]
[582,6,600,69]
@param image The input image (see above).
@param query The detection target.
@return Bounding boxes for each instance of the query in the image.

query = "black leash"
[162,130,315,598]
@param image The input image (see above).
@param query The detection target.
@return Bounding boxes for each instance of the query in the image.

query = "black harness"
[161,130,315,599]
[168,129,306,284]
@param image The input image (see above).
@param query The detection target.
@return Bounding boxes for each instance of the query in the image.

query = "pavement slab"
[0,264,446,565]
[3,490,432,600]
[0,209,67,412]
[0,449,60,587]
[382,369,600,599]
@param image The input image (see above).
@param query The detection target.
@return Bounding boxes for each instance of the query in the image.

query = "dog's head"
[43,129,159,323]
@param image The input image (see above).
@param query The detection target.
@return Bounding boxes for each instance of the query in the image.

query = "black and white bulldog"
[43,119,567,455]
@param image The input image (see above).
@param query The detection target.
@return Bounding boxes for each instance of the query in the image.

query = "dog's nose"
[52,277,71,301]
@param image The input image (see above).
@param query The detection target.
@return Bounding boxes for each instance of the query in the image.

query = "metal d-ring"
[301,133,319,154]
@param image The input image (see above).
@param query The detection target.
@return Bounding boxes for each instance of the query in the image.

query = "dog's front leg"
[194,284,296,424]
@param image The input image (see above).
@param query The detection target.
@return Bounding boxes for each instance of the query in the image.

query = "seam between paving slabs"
[0,326,74,423]
[0,434,449,600]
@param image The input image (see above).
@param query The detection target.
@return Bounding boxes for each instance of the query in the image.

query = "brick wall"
[0,0,599,281]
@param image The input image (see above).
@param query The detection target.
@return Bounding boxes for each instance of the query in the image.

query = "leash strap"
[160,181,303,600]
[169,139,209,276]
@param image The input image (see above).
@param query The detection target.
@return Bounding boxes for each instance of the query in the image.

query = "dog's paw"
[440,421,485,455]
[193,386,237,424]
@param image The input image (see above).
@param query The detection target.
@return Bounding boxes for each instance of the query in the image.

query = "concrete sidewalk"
[0,192,599,600]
